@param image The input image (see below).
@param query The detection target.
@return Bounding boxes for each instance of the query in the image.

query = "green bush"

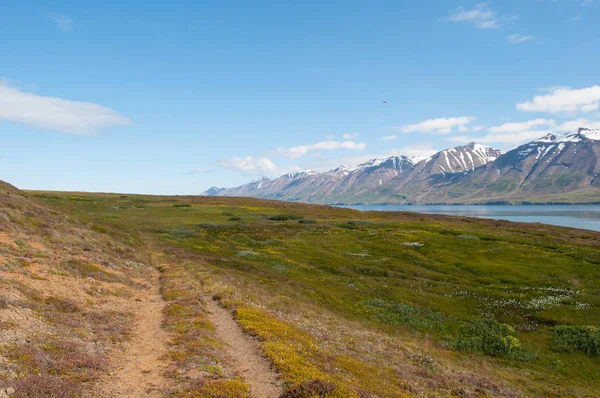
[298,219,317,224]
[159,228,197,239]
[266,214,304,221]
[172,204,191,208]
[360,299,448,332]
[551,326,600,356]
[229,216,242,221]
[451,319,534,359]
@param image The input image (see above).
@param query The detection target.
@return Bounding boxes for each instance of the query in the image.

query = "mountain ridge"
[205,128,600,204]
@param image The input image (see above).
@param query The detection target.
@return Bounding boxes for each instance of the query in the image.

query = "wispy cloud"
[216,156,281,175]
[0,80,130,135]
[343,133,359,139]
[277,140,367,159]
[397,116,477,135]
[47,12,74,32]
[489,119,554,133]
[381,135,398,141]
[508,34,534,43]
[447,3,500,29]
[517,86,600,113]
[566,14,581,22]
[449,118,600,146]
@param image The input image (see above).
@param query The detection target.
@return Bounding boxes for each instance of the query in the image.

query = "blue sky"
[1,0,599,194]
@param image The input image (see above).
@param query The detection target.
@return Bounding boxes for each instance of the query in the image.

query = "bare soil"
[96,272,171,398]
[205,298,282,398]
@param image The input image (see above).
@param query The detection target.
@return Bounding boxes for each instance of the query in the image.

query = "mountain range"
[204,128,600,204]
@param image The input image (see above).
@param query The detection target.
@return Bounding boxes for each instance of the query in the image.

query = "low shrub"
[340,220,375,229]
[298,219,317,224]
[45,297,80,313]
[360,298,448,332]
[228,216,242,221]
[173,204,191,208]
[175,379,251,397]
[267,214,304,221]
[282,379,338,398]
[62,260,111,280]
[9,375,79,398]
[451,319,535,360]
[160,228,197,239]
[551,325,600,356]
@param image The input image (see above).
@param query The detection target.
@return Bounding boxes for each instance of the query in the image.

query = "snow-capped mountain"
[428,127,600,203]
[203,128,600,204]
[203,186,225,196]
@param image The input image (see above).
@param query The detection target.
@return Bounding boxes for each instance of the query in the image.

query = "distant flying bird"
[382,101,388,104]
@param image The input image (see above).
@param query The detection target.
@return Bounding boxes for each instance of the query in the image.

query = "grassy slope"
[30,191,600,397]
[0,185,154,396]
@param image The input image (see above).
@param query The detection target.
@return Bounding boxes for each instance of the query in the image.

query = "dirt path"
[205,298,282,398]
[96,273,171,398]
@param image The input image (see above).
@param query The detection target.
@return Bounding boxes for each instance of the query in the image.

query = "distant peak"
[535,133,557,143]
[284,169,317,178]
[576,127,600,140]
[203,186,224,196]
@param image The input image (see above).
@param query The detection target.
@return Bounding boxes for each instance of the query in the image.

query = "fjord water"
[340,204,600,232]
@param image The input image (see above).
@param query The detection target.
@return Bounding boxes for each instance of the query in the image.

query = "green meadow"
[32,192,600,397]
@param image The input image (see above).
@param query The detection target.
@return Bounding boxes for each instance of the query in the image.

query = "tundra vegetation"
[2,183,599,397]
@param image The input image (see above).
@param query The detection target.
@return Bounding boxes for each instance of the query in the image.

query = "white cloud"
[489,118,554,133]
[343,133,359,139]
[398,116,476,135]
[216,156,280,175]
[517,86,600,113]
[478,130,555,145]
[381,135,398,141]
[389,144,439,158]
[278,140,367,159]
[0,81,130,135]
[447,3,500,29]
[508,34,534,43]
[566,14,581,23]
[453,118,600,146]
[554,118,600,131]
[47,13,74,32]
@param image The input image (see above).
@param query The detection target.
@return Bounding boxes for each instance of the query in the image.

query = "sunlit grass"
[30,190,600,396]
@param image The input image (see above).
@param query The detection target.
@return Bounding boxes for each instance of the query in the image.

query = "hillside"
[20,187,600,397]
[206,128,600,204]
[0,183,170,396]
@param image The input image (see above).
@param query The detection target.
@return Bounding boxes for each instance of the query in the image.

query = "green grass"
[29,190,600,396]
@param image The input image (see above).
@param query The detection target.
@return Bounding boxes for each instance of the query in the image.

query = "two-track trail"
[97,265,281,397]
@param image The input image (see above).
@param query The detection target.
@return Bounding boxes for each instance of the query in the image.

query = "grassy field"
[30,191,600,397]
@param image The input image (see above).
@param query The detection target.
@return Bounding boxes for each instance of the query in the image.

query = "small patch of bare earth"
[96,272,171,398]
[205,298,282,398]
[0,232,18,249]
